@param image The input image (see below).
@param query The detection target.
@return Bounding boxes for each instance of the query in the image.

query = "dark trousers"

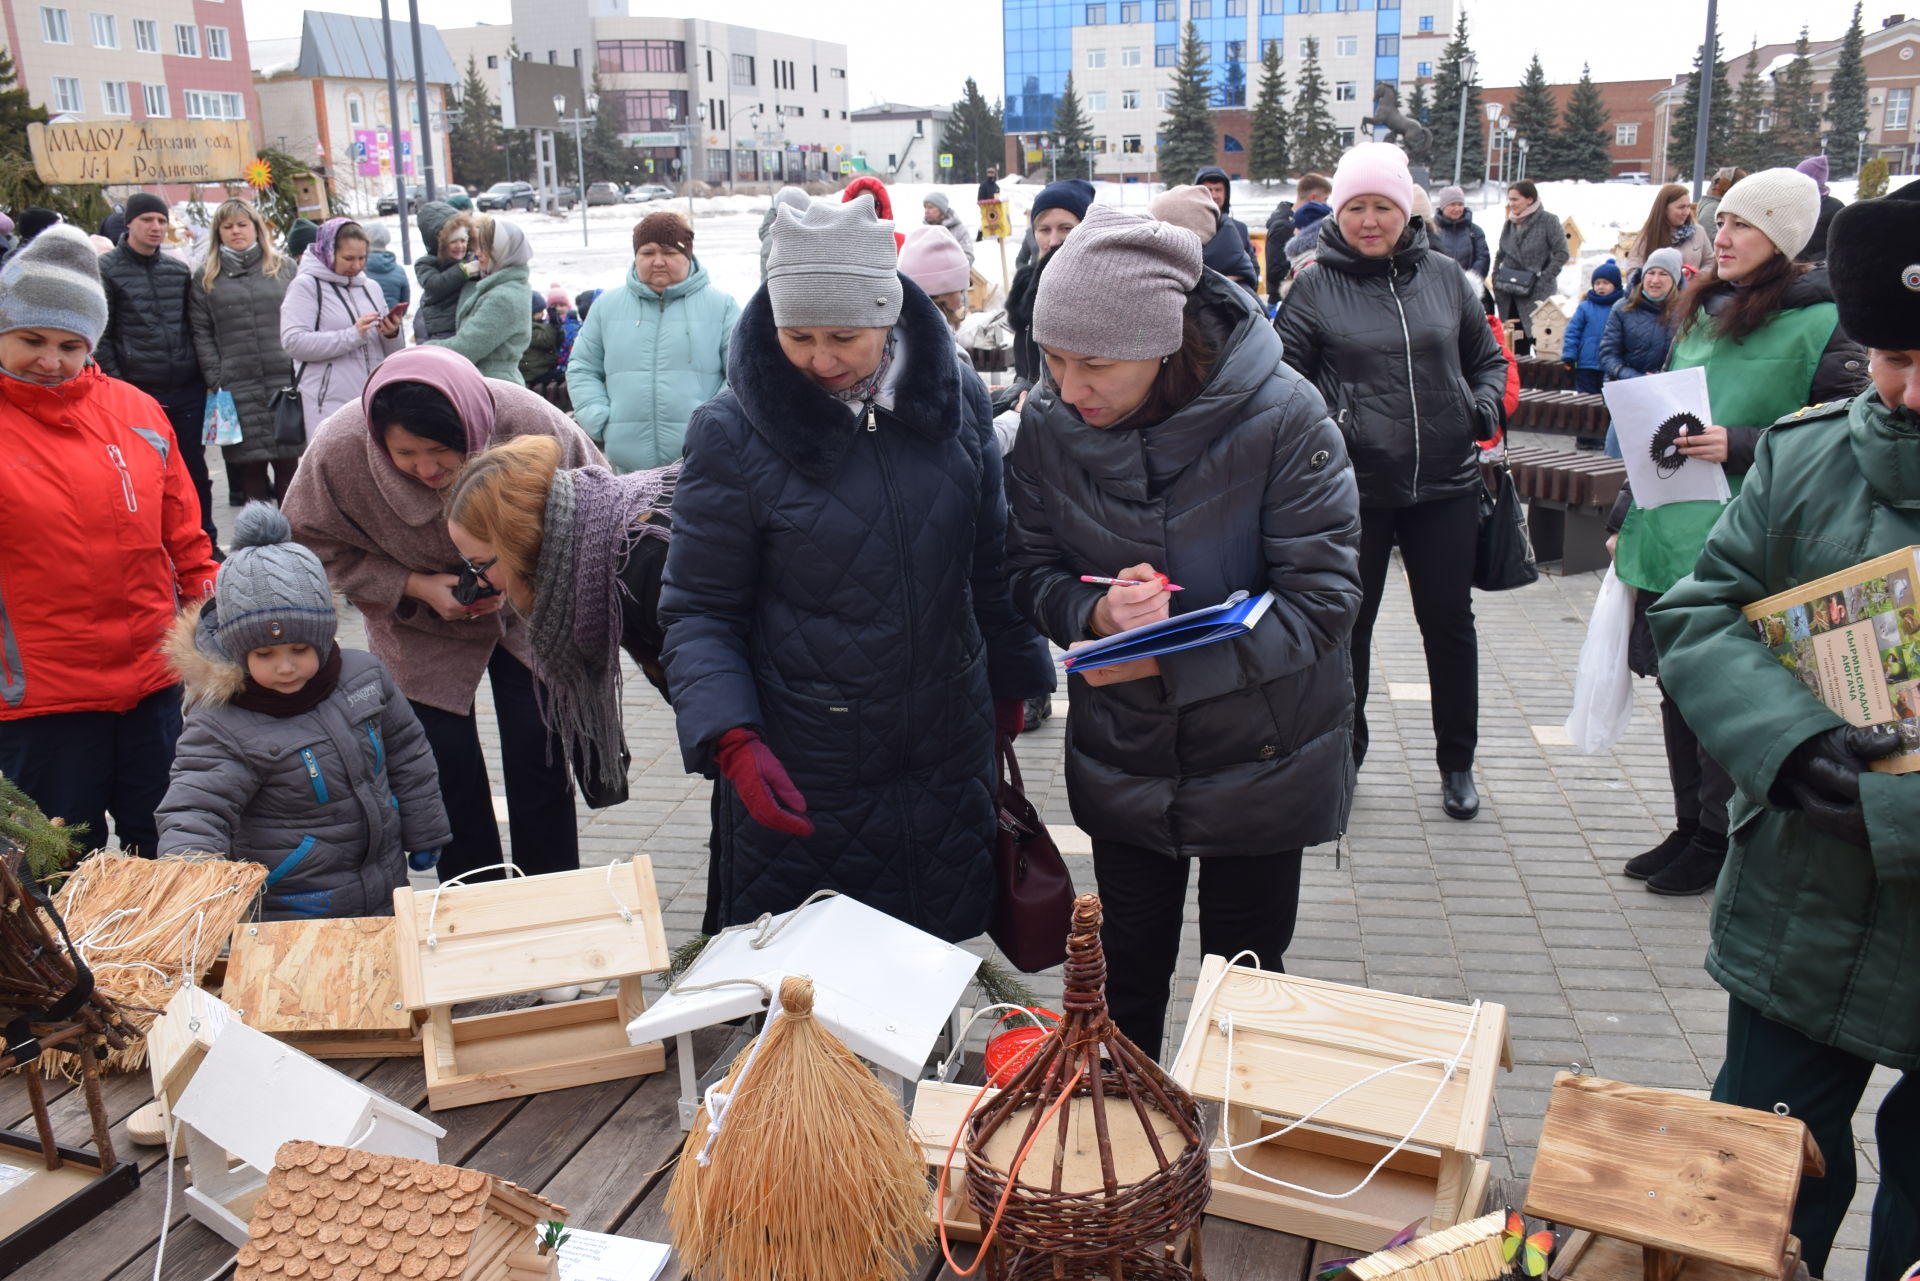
[1353,494,1481,773]
[158,398,220,549]
[1091,840,1304,1060]
[1714,997,1917,1281]
[0,685,183,856]
[1497,292,1534,355]
[231,457,299,505]
[408,648,577,882]
[1659,681,1734,836]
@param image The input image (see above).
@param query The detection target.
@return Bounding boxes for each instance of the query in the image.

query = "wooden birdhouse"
[625,891,980,1126]
[236,1141,567,1281]
[911,1079,994,1243]
[392,861,671,1110]
[223,916,420,1058]
[171,1002,445,1245]
[1531,299,1573,361]
[1168,956,1512,1252]
[1563,217,1585,263]
[1525,1074,1823,1281]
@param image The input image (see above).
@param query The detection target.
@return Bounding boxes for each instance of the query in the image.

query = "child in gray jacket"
[157,504,451,919]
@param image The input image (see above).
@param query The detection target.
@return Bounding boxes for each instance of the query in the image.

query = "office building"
[850,103,953,181]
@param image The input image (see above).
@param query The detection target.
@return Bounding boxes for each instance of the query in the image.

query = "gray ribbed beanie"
[214,503,338,660]
[1033,204,1203,360]
[765,194,902,328]
[0,223,110,350]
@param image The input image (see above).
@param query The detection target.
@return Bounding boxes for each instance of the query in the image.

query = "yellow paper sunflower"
[244,157,273,190]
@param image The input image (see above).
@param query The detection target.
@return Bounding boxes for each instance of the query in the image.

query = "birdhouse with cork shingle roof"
[236,1141,568,1281]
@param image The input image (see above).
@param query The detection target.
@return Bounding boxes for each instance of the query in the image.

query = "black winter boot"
[1646,830,1729,896]
[1441,770,1479,820]
[1022,695,1054,733]
[1623,826,1696,880]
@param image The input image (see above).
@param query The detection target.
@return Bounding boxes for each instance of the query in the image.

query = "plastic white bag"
[1564,564,1635,753]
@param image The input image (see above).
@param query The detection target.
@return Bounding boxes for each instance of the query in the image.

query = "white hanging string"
[694,983,785,1167]
[603,859,636,925]
[423,862,526,948]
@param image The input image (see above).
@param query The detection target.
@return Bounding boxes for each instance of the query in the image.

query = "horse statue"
[1362,81,1434,161]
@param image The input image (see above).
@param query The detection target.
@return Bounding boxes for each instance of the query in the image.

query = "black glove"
[1774,724,1903,849]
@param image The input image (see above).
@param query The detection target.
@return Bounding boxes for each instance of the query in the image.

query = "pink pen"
[1080,575,1184,592]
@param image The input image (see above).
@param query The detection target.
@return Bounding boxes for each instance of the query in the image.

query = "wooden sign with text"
[28,119,255,185]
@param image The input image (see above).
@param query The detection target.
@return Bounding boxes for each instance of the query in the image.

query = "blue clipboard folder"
[1061,589,1276,673]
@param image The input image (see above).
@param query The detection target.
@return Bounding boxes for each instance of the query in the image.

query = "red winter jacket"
[1484,312,1519,451]
[841,176,906,251]
[0,365,220,720]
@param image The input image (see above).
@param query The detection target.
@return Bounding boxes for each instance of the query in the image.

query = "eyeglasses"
[460,555,497,586]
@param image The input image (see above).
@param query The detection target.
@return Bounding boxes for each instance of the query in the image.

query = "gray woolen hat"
[1033,204,1203,360]
[213,503,338,661]
[0,223,110,350]
[363,221,391,250]
[765,194,903,328]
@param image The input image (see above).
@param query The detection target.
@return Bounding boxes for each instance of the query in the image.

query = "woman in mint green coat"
[430,214,533,383]
[567,212,739,473]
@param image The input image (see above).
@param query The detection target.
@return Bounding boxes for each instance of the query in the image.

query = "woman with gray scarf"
[445,435,676,807]
[191,198,301,502]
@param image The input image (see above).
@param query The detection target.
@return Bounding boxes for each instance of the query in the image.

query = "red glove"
[714,728,814,836]
[996,699,1026,740]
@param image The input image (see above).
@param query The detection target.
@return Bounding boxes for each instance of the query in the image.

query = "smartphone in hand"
[387,301,410,319]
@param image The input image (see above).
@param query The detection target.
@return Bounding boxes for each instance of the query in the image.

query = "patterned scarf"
[527,463,678,791]
[1671,221,1699,247]
[828,331,898,406]
[219,242,263,275]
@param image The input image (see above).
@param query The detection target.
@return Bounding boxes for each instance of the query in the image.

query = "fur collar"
[166,600,246,709]
[726,273,965,482]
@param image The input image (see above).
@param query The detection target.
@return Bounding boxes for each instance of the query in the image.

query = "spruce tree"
[1158,22,1218,183]
[1425,14,1485,186]
[1289,38,1340,175]
[1824,2,1868,176]
[1508,54,1561,178]
[0,44,47,137]
[1666,22,1732,179]
[1247,39,1290,184]
[1728,42,1770,171]
[1403,83,1433,170]
[1557,64,1613,182]
[1052,72,1095,180]
[579,74,629,186]
[1769,29,1821,166]
[937,78,1002,184]
[0,44,106,228]
[449,55,504,189]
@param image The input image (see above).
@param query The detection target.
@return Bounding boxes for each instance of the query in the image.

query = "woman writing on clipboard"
[1004,206,1363,1057]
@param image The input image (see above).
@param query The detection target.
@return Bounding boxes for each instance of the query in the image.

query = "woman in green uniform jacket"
[1647,183,1920,1281]
[1608,169,1864,897]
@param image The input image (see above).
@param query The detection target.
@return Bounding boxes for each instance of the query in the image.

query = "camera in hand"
[452,563,500,606]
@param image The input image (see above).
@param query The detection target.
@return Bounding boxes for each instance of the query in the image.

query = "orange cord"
[935,1062,1087,1275]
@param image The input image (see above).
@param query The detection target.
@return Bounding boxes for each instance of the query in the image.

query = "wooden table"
[2,1030,1333,1281]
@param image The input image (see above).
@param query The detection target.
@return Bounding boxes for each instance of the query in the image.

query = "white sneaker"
[537,986,582,1004]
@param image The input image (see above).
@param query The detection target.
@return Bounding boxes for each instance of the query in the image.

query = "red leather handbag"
[989,733,1075,972]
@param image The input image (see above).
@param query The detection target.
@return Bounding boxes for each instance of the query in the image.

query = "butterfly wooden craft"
[1503,1208,1556,1278]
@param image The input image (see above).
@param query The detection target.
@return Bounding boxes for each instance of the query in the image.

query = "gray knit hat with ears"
[213,503,337,660]
[0,223,110,350]
[1034,204,1203,359]
[765,194,902,328]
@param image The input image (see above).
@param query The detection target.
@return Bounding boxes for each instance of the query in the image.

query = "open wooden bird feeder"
[392,860,670,1110]
[1168,955,1512,1252]
[1525,1073,1822,1281]
[222,916,420,1058]
[963,893,1210,1280]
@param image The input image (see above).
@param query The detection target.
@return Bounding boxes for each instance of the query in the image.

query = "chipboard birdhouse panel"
[222,916,419,1058]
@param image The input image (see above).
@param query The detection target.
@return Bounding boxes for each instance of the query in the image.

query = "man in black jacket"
[1195,165,1260,295]
[97,192,218,551]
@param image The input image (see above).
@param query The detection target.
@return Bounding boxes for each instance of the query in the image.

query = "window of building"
[347,93,363,125]
[610,88,691,132]
[1088,90,1108,110]
[1615,122,1639,146]
[831,67,846,77]
[1335,35,1357,57]
[100,79,128,113]
[1122,134,1143,152]
[1119,1,1141,20]
[1262,0,1283,11]
[174,23,197,56]
[89,12,116,47]
[1225,40,1245,60]
[1418,13,1433,29]
[1298,38,1314,58]
[1093,136,1108,153]
[1416,61,1431,77]
[814,65,819,91]
[1756,108,1773,132]
[206,27,230,59]
[486,55,497,68]
[1335,80,1357,100]
[1887,87,1912,130]
[597,39,685,73]
[1375,35,1398,56]
[133,17,157,51]
[1121,45,1141,66]
[1155,44,1177,66]
[1156,0,1176,15]
[546,50,557,63]
[1225,0,1245,13]
[40,7,71,43]
[183,90,243,119]
[1087,48,1106,68]
[1190,0,1210,14]
[732,53,755,86]
[1337,127,1356,147]
[1158,87,1173,107]
[51,75,82,112]
[1121,88,1141,109]
[143,83,168,116]
[1087,3,1106,21]
[1222,133,1244,150]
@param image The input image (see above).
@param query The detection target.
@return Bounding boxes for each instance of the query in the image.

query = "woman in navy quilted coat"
[659,195,1054,942]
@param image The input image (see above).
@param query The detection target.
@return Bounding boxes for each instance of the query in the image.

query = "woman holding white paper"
[1004,205,1362,1058]
[1606,168,1866,896]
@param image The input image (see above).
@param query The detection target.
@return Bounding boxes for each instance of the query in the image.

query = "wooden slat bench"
[1487,447,1626,575]
[1517,356,1576,392]
[1511,388,1609,439]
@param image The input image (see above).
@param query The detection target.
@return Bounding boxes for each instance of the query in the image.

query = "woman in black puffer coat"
[1007,205,1362,1056]
[190,199,301,503]
[660,195,1054,944]
[1278,144,1509,821]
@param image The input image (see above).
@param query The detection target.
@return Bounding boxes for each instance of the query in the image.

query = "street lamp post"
[1452,53,1478,187]
[1481,101,1504,204]
[1517,137,1531,182]
[554,91,600,247]
[1858,128,1870,177]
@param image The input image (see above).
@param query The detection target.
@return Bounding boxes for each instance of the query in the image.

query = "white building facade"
[849,103,952,182]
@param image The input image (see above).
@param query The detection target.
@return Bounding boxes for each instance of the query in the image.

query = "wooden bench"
[1517,356,1575,392]
[1511,388,1609,439]
[1486,447,1626,575]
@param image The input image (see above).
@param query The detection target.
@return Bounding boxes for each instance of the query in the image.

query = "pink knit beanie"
[898,224,972,297]
[1329,142,1415,219]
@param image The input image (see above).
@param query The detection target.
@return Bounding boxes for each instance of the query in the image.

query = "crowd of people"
[1,152,1915,1281]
